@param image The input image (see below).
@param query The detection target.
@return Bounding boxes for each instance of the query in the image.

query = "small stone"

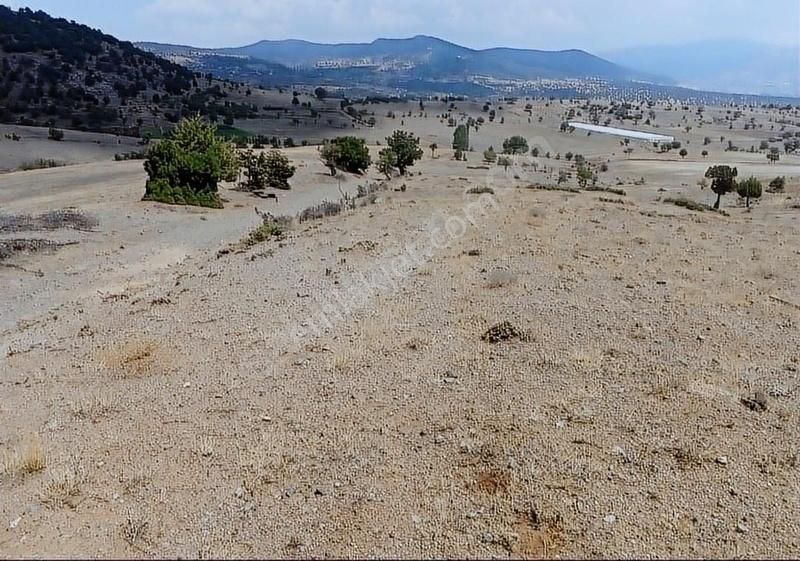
[434,434,446,445]
[261,416,272,422]
[466,511,480,519]
[736,522,750,534]
[611,446,626,457]
[9,516,21,529]
[183,382,191,389]
[234,486,245,499]
[603,515,617,524]
[556,419,567,429]
[284,486,297,498]
[716,456,729,466]
[480,532,495,544]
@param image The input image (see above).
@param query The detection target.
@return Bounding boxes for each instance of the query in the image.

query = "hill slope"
[0,6,264,135]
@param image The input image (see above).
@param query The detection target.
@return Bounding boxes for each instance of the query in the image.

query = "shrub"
[18,159,65,171]
[377,148,398,178]
[483,148,497,163]
[497,156,512,171]
[768,176,786,193]
[320,136,371,175]
[466,186,494,195]
[502,136,528,154]
[143,117,237,208]
[48,127,64,141]
[664,197,708,212]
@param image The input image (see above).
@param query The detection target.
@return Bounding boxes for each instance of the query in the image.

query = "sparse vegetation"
[466,186,494,195]
[17,159,66,171]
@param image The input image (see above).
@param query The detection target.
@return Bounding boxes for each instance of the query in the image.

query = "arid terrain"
[1,100,800,558]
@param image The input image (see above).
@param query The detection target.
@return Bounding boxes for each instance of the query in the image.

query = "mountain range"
[137,35,671,94]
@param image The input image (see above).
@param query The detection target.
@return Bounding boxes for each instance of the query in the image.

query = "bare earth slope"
[1,146,799,557]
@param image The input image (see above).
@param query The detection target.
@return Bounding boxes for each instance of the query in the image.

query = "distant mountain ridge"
[138,35,671,84]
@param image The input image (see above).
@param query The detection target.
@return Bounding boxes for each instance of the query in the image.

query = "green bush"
[321,137,371,175]
[143,117,237,208]
[48,127,64,141]
[768,176,786,193]
[502,136,528,154]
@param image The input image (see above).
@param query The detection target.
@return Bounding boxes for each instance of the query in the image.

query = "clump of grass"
[3,434,46,476]
[526,184,581,194]
[298,200,345,223]
[17,159,66,171]
[122,509,150,547]
[244,214,292,246]
[586,186,627,196]
[467,186,495,195]
[663,197,708,212]
[114,151,146,161]
[599,197,629,205]
[41,464,85,508]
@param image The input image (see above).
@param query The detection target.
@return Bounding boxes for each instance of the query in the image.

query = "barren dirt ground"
[2,103,800,558]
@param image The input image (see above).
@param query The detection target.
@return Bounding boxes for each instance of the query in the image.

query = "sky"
[5,0,800,52]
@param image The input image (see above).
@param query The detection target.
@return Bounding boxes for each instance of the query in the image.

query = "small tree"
[502,136,528,154]
[386,130,423,175]
[679,148,688,159]
[263,150,296,190]
[737,176,762,208]
[576,164,593,189]
[320,136,371,175]
[452,124,469,152]
[768,176,786,193]
[704,165,738,210]
[767,148,780,164]
[48,127,64,141]
[314,87,327,99]
[483,147,497,163]
[377,148,397,179]
[497,156,512,171]
[429,143,438,158]
[701,150,709,158]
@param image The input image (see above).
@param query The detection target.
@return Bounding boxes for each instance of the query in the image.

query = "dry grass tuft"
[3,434,47,477]
[100,339,163,378]
[72,394,118,422]
[122,509,150,547]
[486,269,517,289]
[41,464,85,508]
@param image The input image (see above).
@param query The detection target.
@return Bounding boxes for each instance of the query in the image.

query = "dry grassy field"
[1,99,799,558]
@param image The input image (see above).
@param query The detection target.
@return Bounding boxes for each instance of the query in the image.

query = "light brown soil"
[2,101,800,558]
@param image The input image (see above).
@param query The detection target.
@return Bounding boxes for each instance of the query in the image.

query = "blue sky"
[6,0,800,51]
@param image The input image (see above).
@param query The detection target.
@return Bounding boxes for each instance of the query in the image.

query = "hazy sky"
[6,0,800,52]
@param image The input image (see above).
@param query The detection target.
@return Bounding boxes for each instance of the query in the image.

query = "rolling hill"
[0,6,267,135]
